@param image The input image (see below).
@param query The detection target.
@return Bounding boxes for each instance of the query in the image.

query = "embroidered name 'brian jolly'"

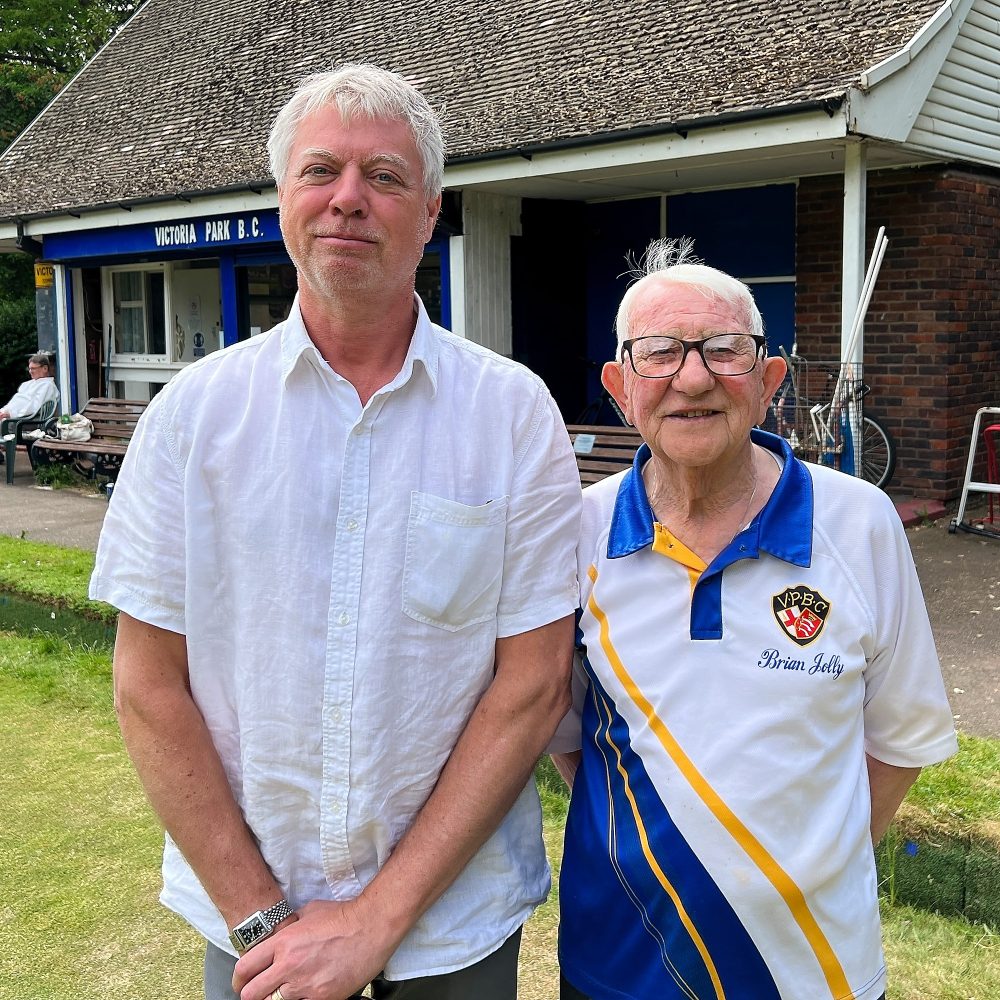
[757,648,845,679]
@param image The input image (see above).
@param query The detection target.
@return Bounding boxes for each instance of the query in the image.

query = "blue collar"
[607,429,812,568]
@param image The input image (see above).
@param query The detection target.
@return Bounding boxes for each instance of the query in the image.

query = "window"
[111,269,166,356]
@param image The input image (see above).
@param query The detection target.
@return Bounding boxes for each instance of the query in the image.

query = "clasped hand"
[233,897,395,1000]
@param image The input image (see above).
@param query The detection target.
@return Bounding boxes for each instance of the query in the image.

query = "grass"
[32,457,108,494]
[901,732,1000,836]
[0,633,204,995]
[0,535,113,622]
[881,902,1000,999]
[0,535,998,996]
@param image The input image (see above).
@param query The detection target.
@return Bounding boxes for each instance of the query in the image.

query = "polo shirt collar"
[606,428,813,567]
[279,293,440,395]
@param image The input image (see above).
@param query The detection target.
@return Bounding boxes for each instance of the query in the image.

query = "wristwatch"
[229,899,294,954]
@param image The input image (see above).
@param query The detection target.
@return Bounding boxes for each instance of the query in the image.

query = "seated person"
[0,353,59,423]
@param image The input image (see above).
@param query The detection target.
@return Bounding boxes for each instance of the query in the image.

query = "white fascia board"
[443,110,849,190]
[860,0,961,88]
[2,188,279,241]
[848,0,974,141]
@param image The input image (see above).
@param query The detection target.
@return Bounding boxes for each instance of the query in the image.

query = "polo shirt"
[90,295,581,978]
[559,430,957,1000]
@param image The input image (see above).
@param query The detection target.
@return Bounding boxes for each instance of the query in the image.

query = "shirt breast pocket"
[402,492,509,632]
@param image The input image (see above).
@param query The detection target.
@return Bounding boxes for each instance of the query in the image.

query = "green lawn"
[1,535,997,997]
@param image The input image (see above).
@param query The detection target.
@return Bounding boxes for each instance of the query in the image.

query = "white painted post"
[53,264,73,409]
[841,142,867,365]
[448,234,466,339]
[841,142,867,477]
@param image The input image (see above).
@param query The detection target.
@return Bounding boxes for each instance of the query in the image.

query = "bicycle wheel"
[858,414,896,490]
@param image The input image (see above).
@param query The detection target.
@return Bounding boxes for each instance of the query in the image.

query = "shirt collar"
[280,293,440,395]
[607,428,812,566]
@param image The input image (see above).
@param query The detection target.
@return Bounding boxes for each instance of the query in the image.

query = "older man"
[0,353,58,422]
[91,64,580,1000]
[553,240,956,1000]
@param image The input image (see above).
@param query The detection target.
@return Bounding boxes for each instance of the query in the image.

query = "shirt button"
[329,706,342,723]
[346,519,359,532]
[337,612,350,626]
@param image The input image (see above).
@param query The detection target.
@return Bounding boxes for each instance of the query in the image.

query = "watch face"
[241,917,267,945]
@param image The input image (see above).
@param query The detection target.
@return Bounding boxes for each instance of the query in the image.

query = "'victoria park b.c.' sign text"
[154,215,267,247]
[39,209,282,261]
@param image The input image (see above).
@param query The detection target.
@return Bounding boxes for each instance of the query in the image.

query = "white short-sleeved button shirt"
[557,431,957,1000]
[90,297,581,978]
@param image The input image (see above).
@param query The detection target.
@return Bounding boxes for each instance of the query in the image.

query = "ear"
[601,360,632,426]
[423,193,442,244]
[757,355,787,424]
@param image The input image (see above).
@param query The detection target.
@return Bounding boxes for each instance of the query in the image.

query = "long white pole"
[833,228,888,408]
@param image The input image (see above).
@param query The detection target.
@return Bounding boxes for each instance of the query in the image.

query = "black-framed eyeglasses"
[621,333,766,379]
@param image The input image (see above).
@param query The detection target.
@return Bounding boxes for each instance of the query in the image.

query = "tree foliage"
[1,2,146,147]
[0,2,146,396]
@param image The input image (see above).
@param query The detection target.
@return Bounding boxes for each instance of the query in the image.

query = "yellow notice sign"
[34,263,55,288]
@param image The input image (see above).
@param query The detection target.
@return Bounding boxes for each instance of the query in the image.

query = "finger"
[232,941,276,991]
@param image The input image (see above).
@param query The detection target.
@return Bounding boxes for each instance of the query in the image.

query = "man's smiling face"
[277,106,440,306]
[602,281,785,470]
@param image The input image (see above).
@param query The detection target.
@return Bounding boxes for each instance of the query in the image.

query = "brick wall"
[796,166,1000,501]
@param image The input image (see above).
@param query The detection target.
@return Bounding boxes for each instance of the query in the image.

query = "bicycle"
[761,349,896,490]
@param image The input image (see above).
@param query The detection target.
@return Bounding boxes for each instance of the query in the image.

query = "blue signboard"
[42,208,283,261]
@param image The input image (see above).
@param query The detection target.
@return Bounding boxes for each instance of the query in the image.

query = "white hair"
[267,63,445,197]
[614,238,765,357]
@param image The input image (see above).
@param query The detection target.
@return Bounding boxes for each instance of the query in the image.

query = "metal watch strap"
[259,898,293,928]
[261,899,292,934]
[230,898,293,954]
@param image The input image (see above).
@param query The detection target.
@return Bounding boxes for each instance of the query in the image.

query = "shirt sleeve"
[494,385,581,638]
[89,391,187,633]
[862,499,958,767]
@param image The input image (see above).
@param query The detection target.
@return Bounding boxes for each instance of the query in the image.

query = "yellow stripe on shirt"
[585,564,852,999]
[594,687,724,1000]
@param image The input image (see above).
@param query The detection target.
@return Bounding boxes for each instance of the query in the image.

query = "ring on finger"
[271,989,286,1000]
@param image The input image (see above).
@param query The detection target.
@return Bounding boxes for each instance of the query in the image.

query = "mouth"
[314,232,379,248]
[668,409,720,419]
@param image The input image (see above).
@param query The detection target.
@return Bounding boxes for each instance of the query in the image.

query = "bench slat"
[32,398,148,469]
[567,423,643,485]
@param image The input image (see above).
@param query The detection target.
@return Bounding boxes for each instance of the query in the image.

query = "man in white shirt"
[0,353,59,422]
[91,64,581,1000]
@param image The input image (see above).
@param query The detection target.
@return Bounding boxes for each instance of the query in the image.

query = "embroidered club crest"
[772,585,831,646]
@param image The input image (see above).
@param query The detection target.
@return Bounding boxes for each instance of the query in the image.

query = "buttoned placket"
[319,384,390,888]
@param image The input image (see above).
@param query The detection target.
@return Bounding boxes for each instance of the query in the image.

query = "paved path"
[2,459,997,737]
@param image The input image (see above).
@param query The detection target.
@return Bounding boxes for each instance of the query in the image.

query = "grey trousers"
[205,928,521,1000]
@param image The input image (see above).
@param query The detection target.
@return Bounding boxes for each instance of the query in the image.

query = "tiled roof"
[0,0,944,218]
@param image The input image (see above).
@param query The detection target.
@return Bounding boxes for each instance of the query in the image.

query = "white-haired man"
[552,241,956,1000]
[92,64,580,1000]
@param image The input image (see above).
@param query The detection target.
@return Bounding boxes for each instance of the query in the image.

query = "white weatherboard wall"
[910,0,1000,164]
[460,191,522,357]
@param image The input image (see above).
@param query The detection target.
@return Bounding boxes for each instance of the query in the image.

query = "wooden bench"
[31,397,148,480]
[567,424,644,485]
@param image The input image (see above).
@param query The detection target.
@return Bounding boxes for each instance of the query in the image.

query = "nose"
[328,166,369,218]
[670,344,716,392]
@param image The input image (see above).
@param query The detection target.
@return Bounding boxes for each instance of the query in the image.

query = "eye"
[642,344,681,363]
[372,170,401,184]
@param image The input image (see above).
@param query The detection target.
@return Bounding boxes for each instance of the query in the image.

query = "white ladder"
[949,406,1000,536]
